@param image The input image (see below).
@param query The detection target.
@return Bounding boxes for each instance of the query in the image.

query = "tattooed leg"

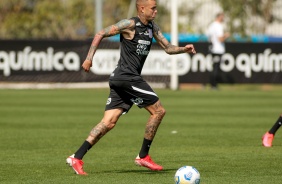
[86,121,111,145]
[86,109,123,145]
[144,100,166,140]
[73,122,111,160]
[73,109,122,160]
[138,100,166,158]
[145,118,161,140]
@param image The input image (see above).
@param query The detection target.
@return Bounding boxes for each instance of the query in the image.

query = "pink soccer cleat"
[135,155,163,171]
[66,154,87,175]
[262,132,274,147]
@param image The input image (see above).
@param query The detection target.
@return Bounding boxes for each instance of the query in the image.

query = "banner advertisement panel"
[0,40,281,84]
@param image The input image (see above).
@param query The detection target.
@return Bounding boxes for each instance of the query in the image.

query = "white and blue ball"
[174,166,200,184]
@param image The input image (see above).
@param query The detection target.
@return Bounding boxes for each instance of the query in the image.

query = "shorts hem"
[138,97,159,108]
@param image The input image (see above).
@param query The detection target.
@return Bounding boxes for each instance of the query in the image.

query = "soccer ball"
[174,166,200,184]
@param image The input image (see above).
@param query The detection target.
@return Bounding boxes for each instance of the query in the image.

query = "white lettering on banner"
[91,49,282,78]
[221,54,235,72]
[233,49,282,78]
[91,50,119,74]
[191,53,211,72]
[142,51,191,75]
[0,46,80,76]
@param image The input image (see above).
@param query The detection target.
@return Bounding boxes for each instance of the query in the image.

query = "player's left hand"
[184,44,196,54]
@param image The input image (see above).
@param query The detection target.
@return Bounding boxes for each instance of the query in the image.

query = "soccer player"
[262,115,282,147]
[66,0,196,175]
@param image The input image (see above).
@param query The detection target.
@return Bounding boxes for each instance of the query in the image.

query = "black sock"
[74,140,92,160]
[139,138,152,158]
[269,115,282,135]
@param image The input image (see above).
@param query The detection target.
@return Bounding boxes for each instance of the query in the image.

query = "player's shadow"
[102,168,176,175]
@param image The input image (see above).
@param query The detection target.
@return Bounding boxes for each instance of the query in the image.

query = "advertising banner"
[0,40,281,84]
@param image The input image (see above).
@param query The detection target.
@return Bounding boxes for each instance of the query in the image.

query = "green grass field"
[1,85,282,184]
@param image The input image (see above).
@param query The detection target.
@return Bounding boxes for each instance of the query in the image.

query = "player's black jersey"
[109,17,154,81]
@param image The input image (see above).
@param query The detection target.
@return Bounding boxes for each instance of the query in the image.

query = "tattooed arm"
[82,19,135,72]
[152,22,196,55]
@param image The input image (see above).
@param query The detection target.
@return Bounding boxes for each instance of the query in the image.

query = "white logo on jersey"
[136,22,141,27]
[136,43,149,56]
[130,98,143,105]
[138,40,151,45]
[138,29,152,38]
[106,98,111,105]
[139,31,149,36]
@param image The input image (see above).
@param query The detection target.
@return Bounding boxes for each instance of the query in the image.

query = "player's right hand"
[184,44,196,54]
[82,60,92,72]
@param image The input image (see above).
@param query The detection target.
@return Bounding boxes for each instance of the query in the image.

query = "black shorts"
[105,79,159,113]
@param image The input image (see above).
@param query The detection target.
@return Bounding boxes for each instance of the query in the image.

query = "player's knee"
[160,107,166,118]
[102,109,122,130]
[152,107,166,120]
[104,119,117,130]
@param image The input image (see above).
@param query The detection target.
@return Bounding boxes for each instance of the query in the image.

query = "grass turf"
[0,86,281,183]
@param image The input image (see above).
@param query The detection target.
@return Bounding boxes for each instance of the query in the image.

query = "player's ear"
[140,6,145,13]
